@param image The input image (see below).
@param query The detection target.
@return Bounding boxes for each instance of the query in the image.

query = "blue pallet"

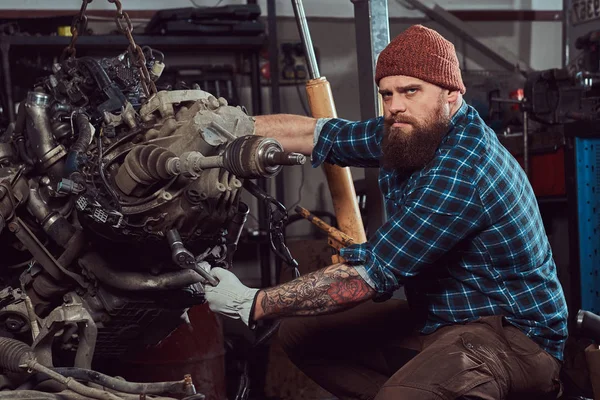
[576,137,600,313]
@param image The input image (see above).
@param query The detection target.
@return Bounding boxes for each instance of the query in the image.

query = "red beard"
[381,105,451,173]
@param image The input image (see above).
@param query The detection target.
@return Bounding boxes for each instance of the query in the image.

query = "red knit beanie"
[375,25,466,94]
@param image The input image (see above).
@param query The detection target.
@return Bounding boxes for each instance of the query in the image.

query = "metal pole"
[291,0,320,79]
[267,0,285,285]
[563,0,570,67]
[291,0,368,245]
[0,38,15,123]
[352,0,390,233]
[523,110,529,177]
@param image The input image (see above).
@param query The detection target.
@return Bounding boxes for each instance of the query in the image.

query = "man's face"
[379,75,453,172]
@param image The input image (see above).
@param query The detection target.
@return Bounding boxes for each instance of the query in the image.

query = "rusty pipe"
[305,79,367,244]
[292,0,366,244]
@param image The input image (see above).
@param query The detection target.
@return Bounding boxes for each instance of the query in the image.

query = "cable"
[96,136,122,212]
[295,81,310,116]
[289,163,305,211]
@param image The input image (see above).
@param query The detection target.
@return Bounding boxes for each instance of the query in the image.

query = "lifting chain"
[61,0,157,98]
[61,0,92,60]
[107,0,157,97]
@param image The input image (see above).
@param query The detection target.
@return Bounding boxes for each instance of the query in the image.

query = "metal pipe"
[26,181,76,248]
[563,0,570,67]
[268,0,286,285]
[23,293,40,340]
[0,37,15,123]
[8,218,63,281]
[24,91,66,176]
[523,110,529,177]
[43,368,188,395]
[79,252,205,290]
[292,0,367,245]
[291,0,320,79]
[26,360,121,400]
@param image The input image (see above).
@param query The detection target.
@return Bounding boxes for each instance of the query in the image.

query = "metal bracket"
[32,293,97,369]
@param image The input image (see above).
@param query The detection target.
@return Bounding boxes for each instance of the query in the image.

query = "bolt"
[5,317,25,331]
[8,222,18,233]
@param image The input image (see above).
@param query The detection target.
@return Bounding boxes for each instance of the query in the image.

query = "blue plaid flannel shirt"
[311,100,568,360]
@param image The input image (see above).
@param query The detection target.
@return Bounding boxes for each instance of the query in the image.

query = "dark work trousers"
[278,299,561,400]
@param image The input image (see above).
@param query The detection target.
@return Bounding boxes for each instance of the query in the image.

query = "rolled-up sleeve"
[340,170,487,298]
[312,117,384,168]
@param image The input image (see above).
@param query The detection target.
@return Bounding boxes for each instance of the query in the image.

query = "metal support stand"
[523,109,529,177]
[351,0,390,234]
[267,0,286,285]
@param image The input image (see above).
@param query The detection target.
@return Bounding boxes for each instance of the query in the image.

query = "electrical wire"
[96,136,122,212]
[288,78,308,211]
[295,80,310,116]
[289,163,305,211]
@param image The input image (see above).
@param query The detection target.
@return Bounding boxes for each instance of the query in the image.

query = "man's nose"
[389,95,407,114]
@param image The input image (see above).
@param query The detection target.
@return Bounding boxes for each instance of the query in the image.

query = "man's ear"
[447,90,460,104]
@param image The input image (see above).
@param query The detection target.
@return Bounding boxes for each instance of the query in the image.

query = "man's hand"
[204,268,259,327]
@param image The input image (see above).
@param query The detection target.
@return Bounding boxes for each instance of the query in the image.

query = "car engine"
[0,11,304,399]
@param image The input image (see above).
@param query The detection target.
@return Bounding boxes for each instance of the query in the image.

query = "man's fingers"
[209,267,229,280]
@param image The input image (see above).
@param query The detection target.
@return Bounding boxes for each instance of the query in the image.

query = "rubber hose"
[65,113,91,174]
[13,101,26,136]
[0,337,34,372]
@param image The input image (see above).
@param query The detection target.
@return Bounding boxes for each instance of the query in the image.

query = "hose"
[65,113,92,174]
[13,101,26,136]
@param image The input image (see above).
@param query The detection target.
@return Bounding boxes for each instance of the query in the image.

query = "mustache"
[385,116,417,125]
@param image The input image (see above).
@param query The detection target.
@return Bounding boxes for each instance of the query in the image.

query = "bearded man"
[203,25,568,400]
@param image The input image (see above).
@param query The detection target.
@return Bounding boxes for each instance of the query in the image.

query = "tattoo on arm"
[258,264,375,319]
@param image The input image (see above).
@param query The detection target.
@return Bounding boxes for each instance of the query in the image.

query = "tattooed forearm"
[253,264,375,320]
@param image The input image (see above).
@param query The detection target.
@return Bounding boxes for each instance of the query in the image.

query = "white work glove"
[204,267,259,327]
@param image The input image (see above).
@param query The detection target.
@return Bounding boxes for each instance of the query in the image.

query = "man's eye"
[406,88,418,94]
